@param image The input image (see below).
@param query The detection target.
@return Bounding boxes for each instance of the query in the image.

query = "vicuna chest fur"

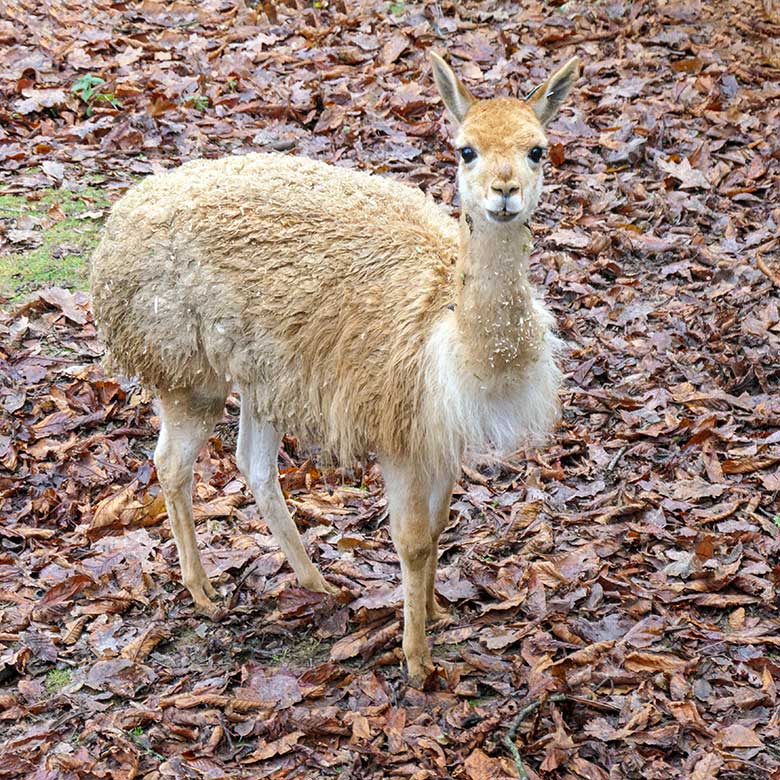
[91,152,560,472]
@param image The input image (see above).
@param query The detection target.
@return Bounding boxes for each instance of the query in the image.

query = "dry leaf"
[464,748,517,780]
[90,482,167,530]
[690,753,723,780]
[120,625,169,662]
[243,731,304,763]
[624,652,691,672]
[718,723,764,748]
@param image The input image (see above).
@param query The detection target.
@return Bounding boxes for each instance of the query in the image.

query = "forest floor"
[1,1,780,778]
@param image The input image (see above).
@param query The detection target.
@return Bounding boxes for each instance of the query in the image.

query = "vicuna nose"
[491,182,519,197]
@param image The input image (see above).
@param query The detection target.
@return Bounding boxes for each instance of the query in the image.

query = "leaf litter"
[1,0,780,778]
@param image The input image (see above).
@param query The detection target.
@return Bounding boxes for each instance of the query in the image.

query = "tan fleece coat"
[91,152,560,471]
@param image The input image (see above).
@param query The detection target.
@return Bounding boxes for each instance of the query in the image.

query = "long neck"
[452,212,545,377]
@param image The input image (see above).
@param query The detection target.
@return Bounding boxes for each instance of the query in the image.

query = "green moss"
[45,667,72,692]
[269,634,326,667]
[0,185,111,299]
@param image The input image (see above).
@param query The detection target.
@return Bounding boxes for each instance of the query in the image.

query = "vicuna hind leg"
[382,458,436,684]
[426,473,455,622]
[236,392,336,595]
[154,389,227,619]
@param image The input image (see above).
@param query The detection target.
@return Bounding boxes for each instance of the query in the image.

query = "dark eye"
[528,146,545,163]
[460,146,477,163]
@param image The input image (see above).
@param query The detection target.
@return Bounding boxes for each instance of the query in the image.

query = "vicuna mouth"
[486,209,520,223]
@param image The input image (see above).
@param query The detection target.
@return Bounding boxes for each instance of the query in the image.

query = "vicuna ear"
[526,56,581,126]
[430,51,476,124]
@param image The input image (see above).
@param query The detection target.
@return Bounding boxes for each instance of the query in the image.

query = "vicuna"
[90,52,580,684]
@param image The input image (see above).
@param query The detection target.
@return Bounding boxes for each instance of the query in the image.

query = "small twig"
[756,252,780,287]
[228,557,259,609]
[720,752,775,773]
[501,693,618,777]
[606,445,627,473]
[565,694,621,713]
[501,693,567,779]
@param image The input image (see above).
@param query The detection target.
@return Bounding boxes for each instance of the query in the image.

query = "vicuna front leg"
[383,459,438,684]
[426,473,455,622]
[154,390,227,619]
[236,391,335,595]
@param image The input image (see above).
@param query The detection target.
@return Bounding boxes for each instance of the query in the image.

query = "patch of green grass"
[466,695,498,707]
[184,94,209,111]
[128,725,165,760]
[0,185,110,299]
[270,634,325,667]
[45,667,72,692]
[71,74,122,115]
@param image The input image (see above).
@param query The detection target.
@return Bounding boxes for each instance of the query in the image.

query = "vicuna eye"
[528,146,545,163]
[460,146,477,163]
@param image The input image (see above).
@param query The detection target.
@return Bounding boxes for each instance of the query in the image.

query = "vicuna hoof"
[202,579,218,600]
[406,654,436,688]
[184,576,224,620]
[193,598,227,621]
[301,572,339,597]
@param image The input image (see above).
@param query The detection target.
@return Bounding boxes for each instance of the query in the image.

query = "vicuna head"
[430,52,581,226]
